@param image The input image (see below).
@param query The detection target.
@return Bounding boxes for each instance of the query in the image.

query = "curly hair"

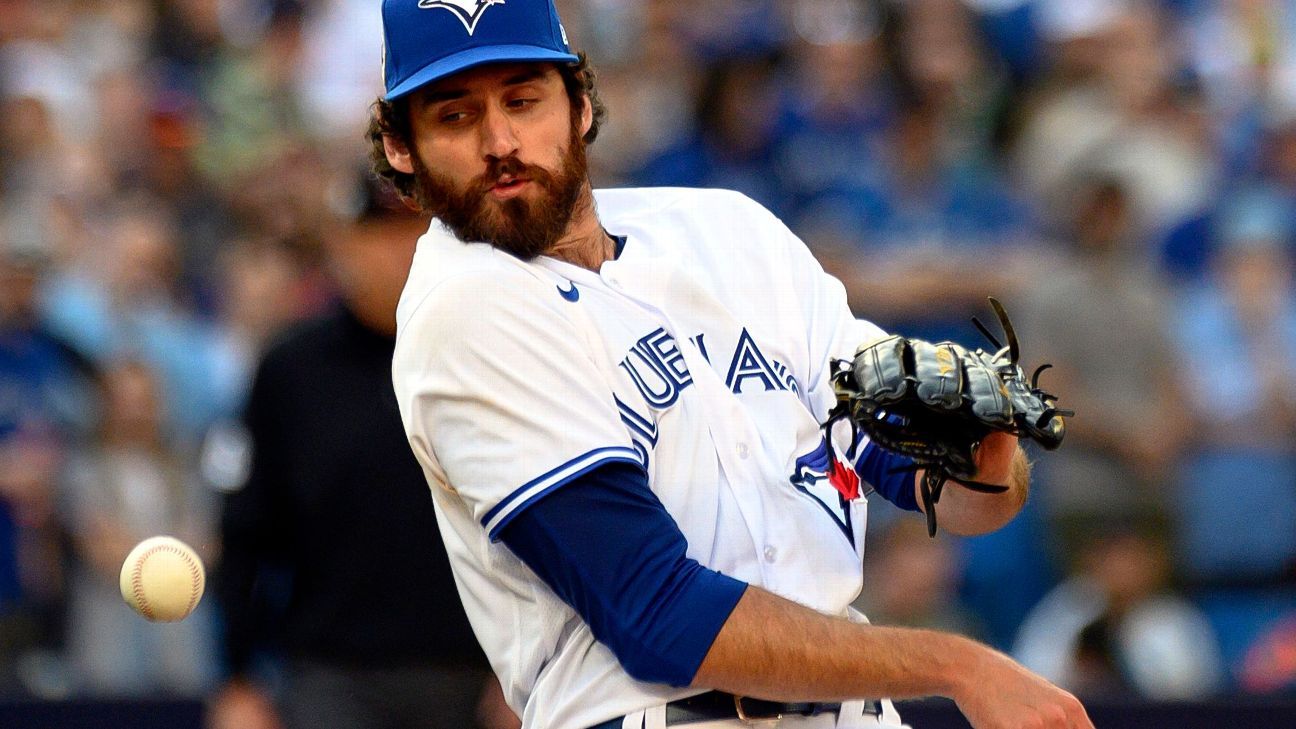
[367,53,605,210]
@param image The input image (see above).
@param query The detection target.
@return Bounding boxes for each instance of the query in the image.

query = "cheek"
[521,107,578,160]
[418,138,481,183]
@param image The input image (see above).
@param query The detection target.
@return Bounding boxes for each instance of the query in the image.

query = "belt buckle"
[733,695,781,725]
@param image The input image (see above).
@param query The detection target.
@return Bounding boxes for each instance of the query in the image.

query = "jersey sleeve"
[757,207,906,500]
[393,272,641,540]
[785,244,886,420]
[498,461,747,687]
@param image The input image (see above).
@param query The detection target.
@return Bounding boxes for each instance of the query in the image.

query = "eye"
[439,110,469,124]
[507,97,539,110]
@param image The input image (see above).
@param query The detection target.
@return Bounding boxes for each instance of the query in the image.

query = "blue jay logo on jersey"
[791,438,860,541]
[418,0,505,35]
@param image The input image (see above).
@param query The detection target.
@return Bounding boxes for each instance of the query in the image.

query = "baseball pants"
[608,699,909,728]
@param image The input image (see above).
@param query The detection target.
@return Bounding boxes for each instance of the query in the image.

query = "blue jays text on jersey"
[614,324,859,536]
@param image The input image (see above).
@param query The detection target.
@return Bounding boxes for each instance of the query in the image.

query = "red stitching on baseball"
[131,544,202,620]
[132,546,160,620]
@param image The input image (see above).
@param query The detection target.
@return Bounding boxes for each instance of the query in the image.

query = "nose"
[479,103,519,161]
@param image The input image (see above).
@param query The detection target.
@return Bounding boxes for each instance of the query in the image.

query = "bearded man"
[372,2,1092,729]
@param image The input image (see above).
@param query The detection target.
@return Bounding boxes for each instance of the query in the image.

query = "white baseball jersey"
[392,188,901,729]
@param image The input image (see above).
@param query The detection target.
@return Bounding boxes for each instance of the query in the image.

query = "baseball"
[119,536,206,622]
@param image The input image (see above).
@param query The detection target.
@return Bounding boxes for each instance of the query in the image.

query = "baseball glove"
[824,298,1071,537]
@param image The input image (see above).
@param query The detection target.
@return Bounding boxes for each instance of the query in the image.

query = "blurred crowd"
[1,0,1295,710]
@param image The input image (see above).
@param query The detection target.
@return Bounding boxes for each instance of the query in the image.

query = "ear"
[579,94,593,139]
[383,134,416,175]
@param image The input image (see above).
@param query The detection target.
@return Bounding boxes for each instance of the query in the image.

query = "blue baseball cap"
[382,0,579,102]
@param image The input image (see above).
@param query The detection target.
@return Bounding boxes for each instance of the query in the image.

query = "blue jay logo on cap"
[418,0,506,36]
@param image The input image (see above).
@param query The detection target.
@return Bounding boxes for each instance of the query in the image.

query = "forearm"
[914,441,1030,536]
[694,585,981,702]
[500,456,1089,727]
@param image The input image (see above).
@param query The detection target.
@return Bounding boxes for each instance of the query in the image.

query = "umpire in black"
[209,178,515,729]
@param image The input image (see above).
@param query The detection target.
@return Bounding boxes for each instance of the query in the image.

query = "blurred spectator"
[132,83,238,305]
[194,2,307,188]
[799,0,1037,343]
[208,236,313,406]
[0,76,94,271]
[1014,0,1214,240]
[39,196,243,441]
[577,2,701,182]
[295,0,385,146]
[963,0,1042,82]
[151,0,232,94]
[953,495,1058,651]
[855,517,985,641]
[678,0,787,58]
[1240,612,1296,694]
[815,97,1037,343]
[1169,186,1296,585]
[1258,111,1296,209]
[1015,176,1189,535]
[1179,0,1296,176]
[634,50,792,216]
[1193,587,1296,694]
[0,3,91,145]
[775,0,891,210]
[222,145,339,270]
[60,358,218,697]
[0,244,92,697]
[210,180,514,729]
[890,0,1012,171]
[1013,514,1225,700]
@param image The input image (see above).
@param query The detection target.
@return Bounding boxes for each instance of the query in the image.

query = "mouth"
[489,175,532,200]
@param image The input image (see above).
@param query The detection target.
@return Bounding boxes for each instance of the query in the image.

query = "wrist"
[935,634,991,700]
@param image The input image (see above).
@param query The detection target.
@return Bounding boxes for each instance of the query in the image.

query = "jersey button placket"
[763,546,777,563]
[736,442,750,460]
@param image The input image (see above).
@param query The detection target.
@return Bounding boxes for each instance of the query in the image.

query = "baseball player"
[375,2,1093,728]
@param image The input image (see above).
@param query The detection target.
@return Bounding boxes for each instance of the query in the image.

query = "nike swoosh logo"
[557,281,580,303]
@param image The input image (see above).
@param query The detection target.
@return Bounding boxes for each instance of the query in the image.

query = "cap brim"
[385,45,580,101]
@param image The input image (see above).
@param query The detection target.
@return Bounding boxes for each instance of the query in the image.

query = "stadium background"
[1,0,1295,725]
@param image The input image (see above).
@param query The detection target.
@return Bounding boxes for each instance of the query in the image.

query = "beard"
[411,123,589,260]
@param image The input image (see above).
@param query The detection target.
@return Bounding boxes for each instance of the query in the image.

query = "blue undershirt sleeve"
[497,462,747,687]
[855,441,921,512]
